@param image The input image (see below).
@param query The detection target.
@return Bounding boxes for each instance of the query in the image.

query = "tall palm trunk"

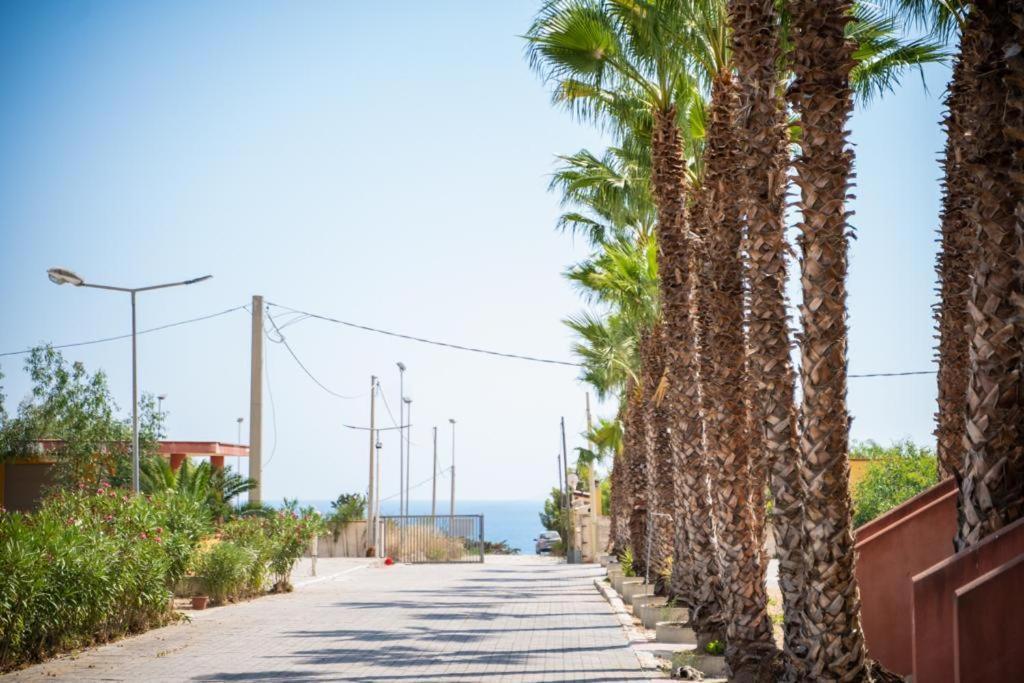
[651,105,725,642]
[730,0,807,675]
[611,393,639,556]
[934,34,975,481]
[646,323,676,587]
[956,1,1024,550]
[628,337,655,575]
[788,0,868,679]
[695,72,778,680]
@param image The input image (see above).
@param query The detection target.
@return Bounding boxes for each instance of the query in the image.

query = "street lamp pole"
[448,418,456,524]
[396,362,406,517]
[47,268,211,493]
[403,397,412,515]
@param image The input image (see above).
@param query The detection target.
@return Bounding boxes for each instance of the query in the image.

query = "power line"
[264,307,365,400]
[379,466,451,503]
[0,305,247,358]
[848,370,935,378]
[266,301,583,368]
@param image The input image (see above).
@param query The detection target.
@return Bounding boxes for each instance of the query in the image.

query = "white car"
[535,530,561,554]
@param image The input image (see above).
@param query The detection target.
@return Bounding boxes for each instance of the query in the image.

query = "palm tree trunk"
[628,344,653,576]
[695,72,778,679]
[934,29,975,482]
[730,0,808,675]
[956,1,1024,550]
[788,0,869,679]
[651,105,726,644]
[646,323,676,588]
[611,394,638,556]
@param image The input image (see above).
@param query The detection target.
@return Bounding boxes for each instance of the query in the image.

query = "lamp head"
[567,473,579,489]
[184,275,213,285]
[47,267,84,286]
[236,417,244,424]
[396,361,406,371]
[157,394,168,401]
[448,418,456,425]
[403,397,412,404]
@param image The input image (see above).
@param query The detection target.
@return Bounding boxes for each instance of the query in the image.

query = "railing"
[379,514,485,564]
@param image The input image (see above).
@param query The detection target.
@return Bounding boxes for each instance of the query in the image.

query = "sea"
[296,499,546,555]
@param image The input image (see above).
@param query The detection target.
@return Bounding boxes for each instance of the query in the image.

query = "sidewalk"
[2,556,659,682]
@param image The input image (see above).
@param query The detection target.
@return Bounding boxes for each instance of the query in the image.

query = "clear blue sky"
[0,1,949,503]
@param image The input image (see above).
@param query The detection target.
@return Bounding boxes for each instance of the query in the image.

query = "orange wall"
[854,478,957,675]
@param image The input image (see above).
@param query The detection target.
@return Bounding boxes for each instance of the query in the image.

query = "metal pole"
[431,426,438,517]
[449,419,456,525]
[405,399,412,515]
[586,392,599,561]
[249,295,264,505]
[560,417,569,510]
[131,291,140,493]
[398,366,405,516]
[645,506,653,584]
[368,376,377,553]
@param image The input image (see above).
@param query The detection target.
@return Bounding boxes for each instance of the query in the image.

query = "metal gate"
[379,515,484,563]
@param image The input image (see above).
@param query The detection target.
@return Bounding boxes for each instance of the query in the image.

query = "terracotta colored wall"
[953,554,1024,683]
[2,462,56,512]
[912,515,1024,683]
[853,479,957,675]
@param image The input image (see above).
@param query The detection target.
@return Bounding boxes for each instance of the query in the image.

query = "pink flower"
[154,536,162,544]
[139,532,148,540]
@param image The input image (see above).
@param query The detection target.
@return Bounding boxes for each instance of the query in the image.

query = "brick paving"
[3,556,656,682]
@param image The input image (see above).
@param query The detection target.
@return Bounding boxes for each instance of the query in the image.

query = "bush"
[851,440,939,528]
[0,485,208,671]
[197,542,253,605]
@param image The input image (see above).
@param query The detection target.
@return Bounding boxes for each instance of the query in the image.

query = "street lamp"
[448,419,456,520]
[396,362,406,517]
[403,397,412,516]
[157,394,167,414]
[236,417,244,476]
[47,267,212,493]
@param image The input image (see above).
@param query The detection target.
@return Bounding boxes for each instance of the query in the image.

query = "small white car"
[535,530,562,554]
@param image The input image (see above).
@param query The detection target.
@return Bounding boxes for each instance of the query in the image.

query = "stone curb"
[593,578,663,674]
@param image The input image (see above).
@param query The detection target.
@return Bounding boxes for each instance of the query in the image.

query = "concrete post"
[248,295,264,505]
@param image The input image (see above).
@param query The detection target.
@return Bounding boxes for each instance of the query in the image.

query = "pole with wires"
[404,397,413,515]
[396,363,406,517]
[367,375,377,555]
[431,426,438,518]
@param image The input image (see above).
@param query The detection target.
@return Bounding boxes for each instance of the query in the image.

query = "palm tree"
[141,457,257,522]
[955,1,1023,549]
[527,0,727,641]
[787,0,871,678]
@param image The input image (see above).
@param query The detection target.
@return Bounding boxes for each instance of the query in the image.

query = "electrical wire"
[848,370,935,378]
[378,466,451,503]
[0,305,247,358]
[264,306,365,400]
[266,301,584,368]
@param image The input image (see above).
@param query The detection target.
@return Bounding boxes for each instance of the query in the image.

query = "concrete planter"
[672,653,727,679]
[641,604,689,630]
[621,581,654,605]
[611,572,632,593]
[656,621,696,644]
[617,577,643,596]
[607,567,624,584]
[631,594,668,613]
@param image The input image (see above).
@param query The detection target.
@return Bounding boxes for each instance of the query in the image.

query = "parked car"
[535,530,561,554]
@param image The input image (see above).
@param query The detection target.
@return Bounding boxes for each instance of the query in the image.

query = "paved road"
[3,556,655,682]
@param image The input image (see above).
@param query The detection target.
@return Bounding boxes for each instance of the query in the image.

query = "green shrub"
[220,517,272,595]
[197,542,252,605]
[265,504,325,592]
[0,485,207,671]
[852,440,939,528]
[619,548,635,577]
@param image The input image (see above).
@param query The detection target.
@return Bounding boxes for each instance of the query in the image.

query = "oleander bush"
[196,541,253,605]
[0,485,210,671]
[851,440,939,527]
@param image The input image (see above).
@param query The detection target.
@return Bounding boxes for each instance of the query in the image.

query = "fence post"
[479,515,485,563]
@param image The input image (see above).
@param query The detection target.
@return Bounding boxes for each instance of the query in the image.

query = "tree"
[955,1,1024,550]
[0,346,162,490]
[788,0,871,678]
[527,0,723,640]
[140,457,256,522]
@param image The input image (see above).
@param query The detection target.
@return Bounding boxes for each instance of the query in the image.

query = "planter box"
[617,577,643,596]
[641,604,689,630]
[631,594,668,613]
[656,621,696,644]
[612,572,632,593]
[622,580,655,605]
[672,653,727,679]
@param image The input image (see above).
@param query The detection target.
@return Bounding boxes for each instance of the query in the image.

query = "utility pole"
[396,362,406,517]
[367,376,377,553]
[404,398,413,515]
[249,295,264,505]
[431,426,438,517]
[449,419,456,526]
[586,392,599,560]
[560,417,569,510]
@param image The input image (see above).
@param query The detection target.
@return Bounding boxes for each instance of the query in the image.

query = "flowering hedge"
[0,485,210,671]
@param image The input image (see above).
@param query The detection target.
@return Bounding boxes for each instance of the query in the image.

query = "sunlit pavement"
[2,555,658,682]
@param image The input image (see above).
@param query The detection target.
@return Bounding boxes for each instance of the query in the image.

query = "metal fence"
[379,514,485,564]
